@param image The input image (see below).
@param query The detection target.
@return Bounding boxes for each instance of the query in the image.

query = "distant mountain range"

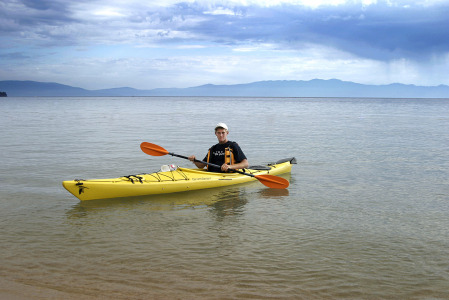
[1,79,448,98]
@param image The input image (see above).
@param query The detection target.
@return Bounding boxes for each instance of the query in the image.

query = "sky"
[1,0,449,90]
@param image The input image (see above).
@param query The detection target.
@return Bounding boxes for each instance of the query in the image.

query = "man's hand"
[221,164,232,172]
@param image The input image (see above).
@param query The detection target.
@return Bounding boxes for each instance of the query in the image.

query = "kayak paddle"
[140,142,289,189]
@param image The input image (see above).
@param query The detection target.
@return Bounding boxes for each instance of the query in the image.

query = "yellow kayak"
[62,157,296,201]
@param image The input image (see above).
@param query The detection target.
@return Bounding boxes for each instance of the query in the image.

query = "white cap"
[215,122,228,131]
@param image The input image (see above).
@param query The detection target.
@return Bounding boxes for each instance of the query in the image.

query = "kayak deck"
[63,157,296,201]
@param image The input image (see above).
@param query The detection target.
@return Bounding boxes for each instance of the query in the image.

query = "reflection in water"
[258,187,290,198]
[66,183,249,219]
[210,188,248,219]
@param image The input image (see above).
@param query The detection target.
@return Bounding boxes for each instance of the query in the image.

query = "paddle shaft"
[167,152,257,178]
[140,142,289,188]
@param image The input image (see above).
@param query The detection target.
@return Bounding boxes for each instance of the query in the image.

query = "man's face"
[215,128,228,144]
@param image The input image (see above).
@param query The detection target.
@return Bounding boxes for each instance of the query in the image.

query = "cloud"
[0,0,448,88]
[3,0,448,59]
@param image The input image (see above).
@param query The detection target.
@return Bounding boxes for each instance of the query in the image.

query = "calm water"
[1,97,448,299]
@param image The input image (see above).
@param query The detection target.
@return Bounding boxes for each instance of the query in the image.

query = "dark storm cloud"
[299,3,449,60]
[155,1,449,60]
[0,0,76,37]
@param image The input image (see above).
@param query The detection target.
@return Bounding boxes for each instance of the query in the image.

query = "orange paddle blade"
[140,142,169,156]
[255,174,289,189]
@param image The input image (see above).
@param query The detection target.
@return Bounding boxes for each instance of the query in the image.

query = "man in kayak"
[188,123,249,172]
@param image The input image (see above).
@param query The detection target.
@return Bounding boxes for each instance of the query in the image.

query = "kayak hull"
[63,158,296,201]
